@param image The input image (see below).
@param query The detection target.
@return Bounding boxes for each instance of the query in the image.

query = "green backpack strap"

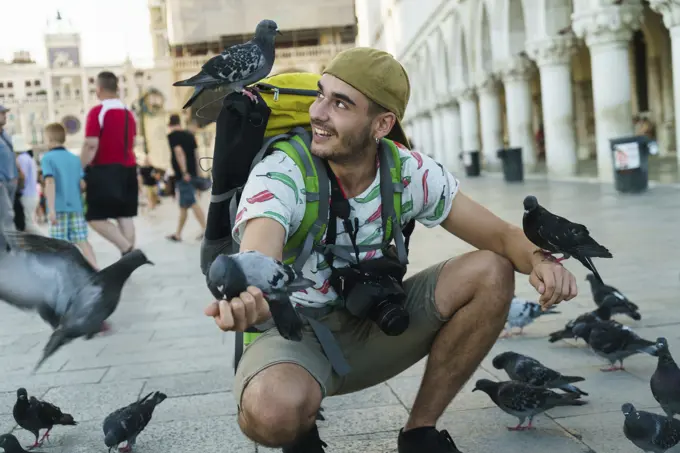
[273,127,330,272]
[377,139,409,265]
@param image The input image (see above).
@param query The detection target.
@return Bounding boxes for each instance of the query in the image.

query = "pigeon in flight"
[522,195,612,284]
[586,274,641,320]
[502,296,560,337]
[621,403,680,452]
[472,379,587,431]
[0,230,153,370]
[13,388,77,449]
[207,250,314,341]
[572,320,658,371]
[650,337,680,418]
[103,391,167,453]
[0,434,45,453]
[173,19,281,109]
[492,351,588,396]
[548,302,614,343]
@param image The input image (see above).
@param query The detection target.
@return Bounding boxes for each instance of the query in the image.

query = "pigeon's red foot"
[507,420,534,431]
[600,365,625,372]
[100,321,112,334]
[26,440,43,449]
[240,88,258,103]
[119,443,132,453]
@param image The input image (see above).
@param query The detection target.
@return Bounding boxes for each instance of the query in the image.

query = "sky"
[1,0,155,68]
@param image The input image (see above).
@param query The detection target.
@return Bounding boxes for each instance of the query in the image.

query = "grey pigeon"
[492,351,588,396]
[586,274,641,320]
[522,195,612,284]
[13,388,77,449]
[502,296,560,337]
[472,379,587,430]
[173,19,280,109]
[207,250,314,341]
[622,403,680,452]
[103,391,166,453]
[0,434,45,453]
[548,303,614,343]
[650,337,680,418]
[0,230,153,370]
[572,319,658,371]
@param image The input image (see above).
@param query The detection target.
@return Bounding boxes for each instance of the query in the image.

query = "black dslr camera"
[329,246,410,336]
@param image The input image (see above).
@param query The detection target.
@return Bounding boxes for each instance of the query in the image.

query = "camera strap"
[323,161,362,269]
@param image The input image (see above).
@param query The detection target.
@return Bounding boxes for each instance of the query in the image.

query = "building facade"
[356,0,679,182]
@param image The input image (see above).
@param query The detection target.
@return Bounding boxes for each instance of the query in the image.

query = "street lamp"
[134,70,149,155]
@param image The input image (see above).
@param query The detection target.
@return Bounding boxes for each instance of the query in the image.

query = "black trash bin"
[497,147,524,182]
[459,150,481,177]
[609,135,650,194]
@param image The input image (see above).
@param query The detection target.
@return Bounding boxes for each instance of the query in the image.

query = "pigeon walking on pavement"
[13,388,77,449]
[492,351,588,396]
[173,19,281,109]
[572,320,658,371]
[103,391,167,453]
[0,229,154,371]
[548,304,614,343]
[472,379,587,431]
[586,274,641,320]
[0,434,45,453]
[502,296,560,337]
[207,250,315,341]
[650,337,680,418]
[621,403,680,452]
[522,195,612,284]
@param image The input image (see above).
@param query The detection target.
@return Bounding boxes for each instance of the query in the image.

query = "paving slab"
[0,177,678,452]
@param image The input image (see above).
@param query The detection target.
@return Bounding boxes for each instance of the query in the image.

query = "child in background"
[40,123,98,269]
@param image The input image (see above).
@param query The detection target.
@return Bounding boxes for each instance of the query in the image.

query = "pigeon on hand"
[0,229,155,371]
[173,19,280,109]
[650,337,680,418]
[207,250,315,341]
[573,320,658,371]
[0,434,45,453]
[103,391,167,453]
[621,403,680,452]
[472,379,587,431]
[522,195,612,284]
[492,351,588,396]
[502,296,560,337]
[548,304,614,343]
[12,388,77,449]
[586,274,641,320]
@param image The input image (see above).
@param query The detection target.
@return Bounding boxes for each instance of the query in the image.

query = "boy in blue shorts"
[41,123,98,269]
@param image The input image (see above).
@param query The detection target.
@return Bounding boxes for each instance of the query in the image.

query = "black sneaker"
[281,424,327,453]
[398,427,462,453]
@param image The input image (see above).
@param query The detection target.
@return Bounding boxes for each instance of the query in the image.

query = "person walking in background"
[165,114,206,242]
[41,123,97,268]
[81,71,139,256]
[12,135,42,234]
[0,104,18,232]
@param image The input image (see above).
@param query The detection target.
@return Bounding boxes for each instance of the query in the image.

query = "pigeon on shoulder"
[622,403,680,452]
[503,296,560,337]
[173,19,280,109]
[103,391,166,453]
[492,351,588,396]
[0,229,153,370]
[207,250,314,341]
[473,379,587,431]
[522,195,612,284]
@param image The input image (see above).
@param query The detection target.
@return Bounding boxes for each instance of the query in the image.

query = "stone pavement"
[1,176,679,453]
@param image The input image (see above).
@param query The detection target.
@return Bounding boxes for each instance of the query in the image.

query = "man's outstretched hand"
[204,286,271,332]
[529,259,578,309]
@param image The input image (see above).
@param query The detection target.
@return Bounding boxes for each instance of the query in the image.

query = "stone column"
[45,73,56,123]
[431,107,446,163]
[649,0,680,161]
[438,102,463,172]
[500,57,537,169]
[456,88,481,165]
[419,114,435,158]
[572,4,643,181]
[476,77,503,170]
[526,36,578,177]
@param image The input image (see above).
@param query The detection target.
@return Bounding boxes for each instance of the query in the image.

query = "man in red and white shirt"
[81,71,139,256]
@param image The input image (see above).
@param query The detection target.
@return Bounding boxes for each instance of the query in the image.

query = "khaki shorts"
[233,259,452,406]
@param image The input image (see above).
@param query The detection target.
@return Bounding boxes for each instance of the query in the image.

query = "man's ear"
[374,112,397,140]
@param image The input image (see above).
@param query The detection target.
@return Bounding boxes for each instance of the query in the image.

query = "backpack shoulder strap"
[273,127,329,272]
[378,139,410,266]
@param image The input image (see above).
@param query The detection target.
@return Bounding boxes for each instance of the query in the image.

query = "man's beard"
[312,124,374,164]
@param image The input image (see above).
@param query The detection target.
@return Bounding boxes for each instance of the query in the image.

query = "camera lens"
[373,301,410,336]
